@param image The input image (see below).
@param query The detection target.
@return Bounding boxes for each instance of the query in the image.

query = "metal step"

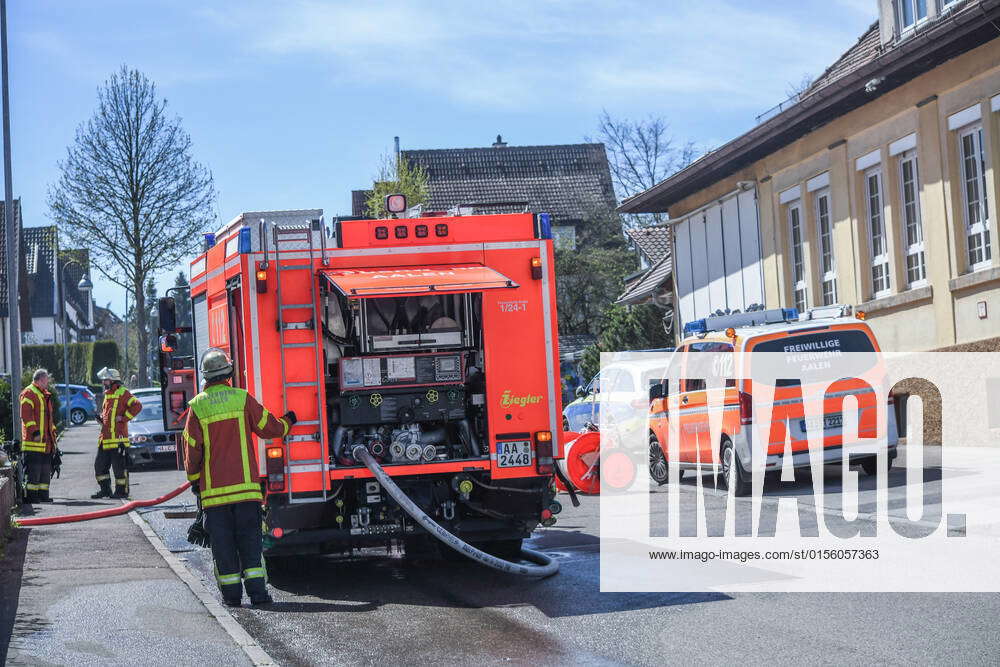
[284,381,320,388]
[280,303,314,310]
[281,342,316,349]
[280,319,314,331]
[278,264,313,271]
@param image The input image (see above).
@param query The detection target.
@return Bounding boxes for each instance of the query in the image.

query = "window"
[958,125,992,271]
[814,190,837,305]
[788,203,808,311]
[865,168,891,298]
[896,0,927,31]
[898,150,926,286]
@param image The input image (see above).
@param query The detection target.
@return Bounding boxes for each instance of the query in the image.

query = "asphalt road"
[118,442,1000,666]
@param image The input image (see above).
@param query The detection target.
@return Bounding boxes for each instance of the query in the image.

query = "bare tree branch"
[588,110,698,228]
[48,66,216,384]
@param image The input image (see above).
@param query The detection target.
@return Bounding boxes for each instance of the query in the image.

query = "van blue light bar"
[683,307,800,336]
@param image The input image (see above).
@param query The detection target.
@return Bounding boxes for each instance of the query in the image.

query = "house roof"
[351,190,372,217]
[801,22,882,97]
[0,199,30,324]
[23,225,91,319]
[618,0,1000,213]
[616,252,672,306]
[626,225,671,264]
[558,333,597,361]
[402,140,617,222]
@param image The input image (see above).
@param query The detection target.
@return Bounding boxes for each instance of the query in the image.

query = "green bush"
[22,342,100,385]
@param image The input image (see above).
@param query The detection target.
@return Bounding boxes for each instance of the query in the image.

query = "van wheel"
[720,438,750,497]
[648,433,670,486]
[70,408,87,425]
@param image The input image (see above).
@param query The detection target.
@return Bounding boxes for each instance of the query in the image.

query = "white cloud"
[202,0,870,113]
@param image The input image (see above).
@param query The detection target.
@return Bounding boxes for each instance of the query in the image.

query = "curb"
[125,509,277,666]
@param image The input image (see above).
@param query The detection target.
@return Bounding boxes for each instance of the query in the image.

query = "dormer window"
[896,0,928,32]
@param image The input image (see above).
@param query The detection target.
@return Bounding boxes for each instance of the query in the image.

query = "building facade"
[620,0,1000,352]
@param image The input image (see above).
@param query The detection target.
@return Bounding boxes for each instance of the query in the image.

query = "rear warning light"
[385,193,407,213]
[375,226,389,240]
[739,391,753,426]
[530,257,543,279]
[394,225,408,239]
[435,223,448,237]
[266,446,285,491]
[415,224,428,238]
[535,431,554,474]
[256,263,268,293]
[270,526,284,539]
[266,447,283,459]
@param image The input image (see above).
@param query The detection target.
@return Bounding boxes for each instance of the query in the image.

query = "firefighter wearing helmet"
[92,367,142,499]
[183,348,297,607]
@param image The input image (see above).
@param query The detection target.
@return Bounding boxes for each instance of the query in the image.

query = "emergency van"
[158,207,566,560]
[648,306,899,495]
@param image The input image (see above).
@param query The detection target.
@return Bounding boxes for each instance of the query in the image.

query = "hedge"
[21,339,120,386]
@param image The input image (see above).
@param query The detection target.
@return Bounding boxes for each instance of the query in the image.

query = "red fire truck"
[158,207,567,561]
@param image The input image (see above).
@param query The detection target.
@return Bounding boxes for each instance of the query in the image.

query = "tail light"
[739,391,753,426]
[82,390,94,400]
[535,431,554,474]
[530,257,543,279]
[255,263,268,294]
[266,445,285,492]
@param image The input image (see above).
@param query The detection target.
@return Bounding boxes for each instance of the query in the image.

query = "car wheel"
[719,438,750,497]
[70,408,87,425]
[648,432,670,486]
[860,457,887,476]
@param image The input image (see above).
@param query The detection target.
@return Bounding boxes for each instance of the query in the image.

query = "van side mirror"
[649,383,665,401]
[575,385,587,399]
[158,297,177,334]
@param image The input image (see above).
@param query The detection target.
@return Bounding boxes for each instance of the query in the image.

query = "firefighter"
[92,367,142,499]
[183,348,296,607]
[19,368,57,503]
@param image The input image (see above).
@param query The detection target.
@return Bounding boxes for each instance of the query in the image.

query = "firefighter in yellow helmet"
[19,368,58,503]
[183,348,296,607]
[92,367,142,498]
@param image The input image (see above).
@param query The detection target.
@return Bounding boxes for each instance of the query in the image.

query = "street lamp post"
[59,258,93,426]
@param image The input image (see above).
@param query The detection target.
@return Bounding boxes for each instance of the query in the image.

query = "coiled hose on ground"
[351,445,559,577]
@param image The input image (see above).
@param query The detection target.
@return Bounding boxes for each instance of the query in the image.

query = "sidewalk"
[0,422,251,666]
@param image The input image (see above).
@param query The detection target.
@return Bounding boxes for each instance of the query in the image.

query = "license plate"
[496,440,532,468]
[800,414,843,432]
[153,444,176,453]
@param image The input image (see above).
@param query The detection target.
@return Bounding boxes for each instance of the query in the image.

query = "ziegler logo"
[500,390,542,408]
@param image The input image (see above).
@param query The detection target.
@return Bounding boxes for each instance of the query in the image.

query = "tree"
[48,66,216,386]
[554,205,635,336]
[145,278,159,375]
[365,152,429,218]
[592,111,697,228]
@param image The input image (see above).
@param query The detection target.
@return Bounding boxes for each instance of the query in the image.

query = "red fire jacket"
[99,385,143,449]
[20,383,57,454]
[182,382,289,509]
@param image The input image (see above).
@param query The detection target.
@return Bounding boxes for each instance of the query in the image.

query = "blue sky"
[10,0,877,314]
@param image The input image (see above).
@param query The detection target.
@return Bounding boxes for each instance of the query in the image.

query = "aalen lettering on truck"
[156,208,568,570]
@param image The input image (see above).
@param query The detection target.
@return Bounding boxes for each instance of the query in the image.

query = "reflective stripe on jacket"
[99,386,142,449]
[182,382,289,509]
[20,383,56,454]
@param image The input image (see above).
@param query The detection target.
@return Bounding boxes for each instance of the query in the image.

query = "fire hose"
[350,445,560,577]
[13,482,192,527]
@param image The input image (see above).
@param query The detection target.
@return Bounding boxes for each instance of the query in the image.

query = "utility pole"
[1,0,21,439]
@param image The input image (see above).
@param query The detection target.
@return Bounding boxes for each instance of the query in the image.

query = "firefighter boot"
[39,486,52,503]
[112,484,129,499]
[91,479,113,499]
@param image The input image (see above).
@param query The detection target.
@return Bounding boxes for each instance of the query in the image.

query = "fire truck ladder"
[272,222,328,504]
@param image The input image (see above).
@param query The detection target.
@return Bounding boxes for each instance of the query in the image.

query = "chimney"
[492,134,507,148]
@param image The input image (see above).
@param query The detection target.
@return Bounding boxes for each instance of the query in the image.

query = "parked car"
[127,388,178,466]
[53,383,98,426]
[648,306,899,494]
[563,356,670,434]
